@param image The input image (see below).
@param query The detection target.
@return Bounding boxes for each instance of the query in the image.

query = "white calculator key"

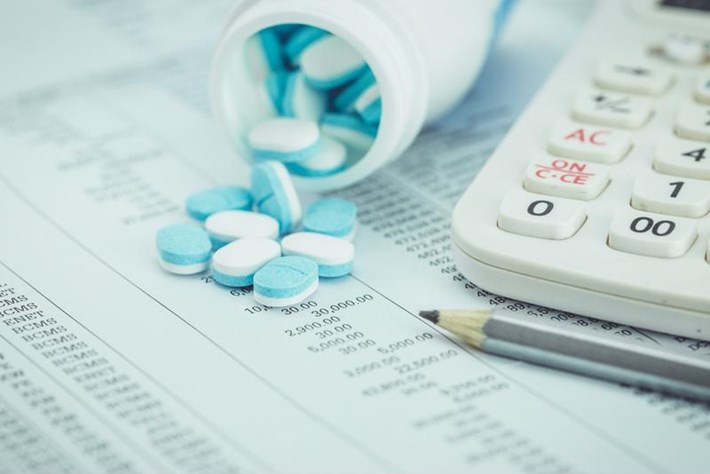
[675,102,710,142]
[548,121,631,163]
[524,155,610,200]
[696,74,710,105]
[662,34,708,65]
[498,189,586,240]
[572,89,652,129]
[608,208,697,258]
[654,136,710,180]
[631,174,710,218]
[594,60,672,95]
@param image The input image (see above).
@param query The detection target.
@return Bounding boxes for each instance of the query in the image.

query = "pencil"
[419,308,710,402]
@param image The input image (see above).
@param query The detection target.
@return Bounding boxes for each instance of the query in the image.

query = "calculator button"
[654,136,710,180]
[631,174,710,218]
[498,189,586,240]
[662,34,708,65]
[697,74,710,105]
[675,103,710,142]
[524,156,610,200]
[608,209,697,258]
[595,61,672,95]
[548,121,631,163]
[572,89,652,129]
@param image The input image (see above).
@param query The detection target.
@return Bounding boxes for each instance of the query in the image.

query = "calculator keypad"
[595,61,672,95]
[632,174,710,218]
[498,190,586,240]
[498,43,710,265]
[572,89,653,129]
[524,156,610,200]
[548,121,631,163]
[675,102,710,141]
[608,209,697,258]
[654,136,710,180]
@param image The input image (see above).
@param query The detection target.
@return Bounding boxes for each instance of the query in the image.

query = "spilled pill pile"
[154,24,372,308]
[247,25,381,175]
[155,162,357,307]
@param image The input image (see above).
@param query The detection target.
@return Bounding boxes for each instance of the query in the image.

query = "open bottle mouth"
[239,24,383,178]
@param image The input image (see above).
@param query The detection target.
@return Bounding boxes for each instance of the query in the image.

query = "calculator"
[452,0,710,340]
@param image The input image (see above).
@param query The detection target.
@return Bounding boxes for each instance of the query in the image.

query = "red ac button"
[548,121,631,164]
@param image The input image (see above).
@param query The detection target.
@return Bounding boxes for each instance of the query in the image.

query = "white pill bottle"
[210,0,510,191]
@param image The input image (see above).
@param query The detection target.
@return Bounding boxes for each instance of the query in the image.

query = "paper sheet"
[0,0,709,472]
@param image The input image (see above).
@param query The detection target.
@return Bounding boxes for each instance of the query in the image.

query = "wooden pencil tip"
[418,310,440,324]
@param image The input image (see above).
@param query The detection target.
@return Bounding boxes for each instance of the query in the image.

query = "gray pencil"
[419,309,710,402]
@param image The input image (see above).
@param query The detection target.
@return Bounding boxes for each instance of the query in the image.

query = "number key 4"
[654,135,710,180]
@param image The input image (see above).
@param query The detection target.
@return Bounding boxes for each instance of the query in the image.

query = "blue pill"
[253,256,319,307]
[272,24,301,41]
[287,136,347,178]
[359,97,382,125]
[186,186,253,221]
[333,68,375,112]
[212,237,281,288]
[248,118,322,163]
[259,28,286,71]
[281,72,327,121]
[264,71,289,115]
[156,224,212,275]
[321,113,378,136]
[320,113,378,152]
[303,198,357,240]
[251,161,302,234]
[282,232,354,278]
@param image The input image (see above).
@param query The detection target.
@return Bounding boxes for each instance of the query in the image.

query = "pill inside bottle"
[210,1,505,191]
[218,25,381,186]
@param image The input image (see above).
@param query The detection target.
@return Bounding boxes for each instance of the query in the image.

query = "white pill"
[251,161,303,234]
[300,36,367,90]
[253,256,319,307]
[212,238,281,287]
[320,114,377,152]
[281,232,354,278]
[288,136,347,177]
[354,83,381,124]
[246,35,270,81]
[282,72,327,121]
[205,210,279,248]
[246,30,286,80]
[256,72,287,117]
[354,84,379,114]
[247,74,284,124]
[302,198,357,241]
[248,118,321,162]
[156,224,212,275]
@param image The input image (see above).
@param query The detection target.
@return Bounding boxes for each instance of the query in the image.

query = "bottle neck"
[210,0,429,191]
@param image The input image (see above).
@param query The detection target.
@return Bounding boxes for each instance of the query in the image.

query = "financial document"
[0,0,709,472]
